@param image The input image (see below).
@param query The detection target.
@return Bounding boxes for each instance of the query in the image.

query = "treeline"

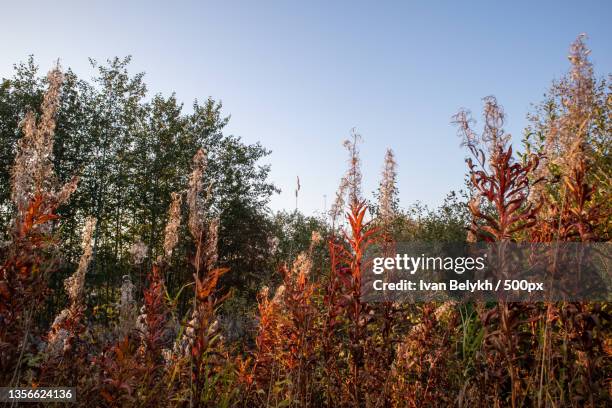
[0,57,282,318]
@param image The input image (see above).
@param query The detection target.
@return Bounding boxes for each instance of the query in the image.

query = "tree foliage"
[0,56,277,313]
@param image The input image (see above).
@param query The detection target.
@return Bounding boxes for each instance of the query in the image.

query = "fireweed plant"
[0,35,609,407]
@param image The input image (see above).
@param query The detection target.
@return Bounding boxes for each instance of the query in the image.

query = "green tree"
[0,56,278,319]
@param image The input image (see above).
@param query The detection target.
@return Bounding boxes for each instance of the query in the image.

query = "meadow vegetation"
[0,35,610,407]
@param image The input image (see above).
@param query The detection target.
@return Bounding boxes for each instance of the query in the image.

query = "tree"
[524,35,611,211]
[0,56,278,319]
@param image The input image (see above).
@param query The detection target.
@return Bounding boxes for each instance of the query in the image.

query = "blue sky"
[1,1,610,215]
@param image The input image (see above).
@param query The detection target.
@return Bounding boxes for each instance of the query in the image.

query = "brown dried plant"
[35,218,96,395]
[46,217,96,357]
[171,148,230,406]
[117,275,137,338]
[454,96,541,242]
[330,129,363,226]
[527,34,611,214]
[530,133,609,407]
[537,35,595,180]
[367,147,402,406]
[340,201,380,406]
[326,135,398,406]
[187,148,208,240]
[0,66,79,386]
[251,233,320,406]
[526,38,610,406]
[129,241,148,266]
[456,97,542,408]
[163,191,183,261]
[10,66,79,220]
[97,253,169,405]
[379,148,398,227]
[390,303,458,407]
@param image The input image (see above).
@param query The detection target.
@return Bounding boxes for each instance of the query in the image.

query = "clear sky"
[1,1,610,215]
